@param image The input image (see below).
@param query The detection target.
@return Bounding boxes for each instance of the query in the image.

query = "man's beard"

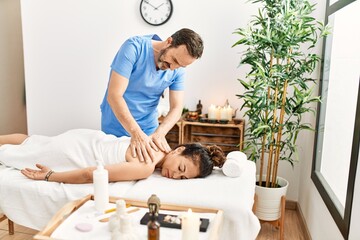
[157,48,171,70]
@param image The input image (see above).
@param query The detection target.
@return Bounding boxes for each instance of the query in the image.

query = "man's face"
[157,45,196,70]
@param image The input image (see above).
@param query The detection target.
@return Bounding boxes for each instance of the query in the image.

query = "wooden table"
[34,195,223,240]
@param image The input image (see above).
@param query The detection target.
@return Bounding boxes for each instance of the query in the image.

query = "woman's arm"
[21,162,156,184]
[21,164,96,184]
[106,162,155,182]
[0,133,28,145]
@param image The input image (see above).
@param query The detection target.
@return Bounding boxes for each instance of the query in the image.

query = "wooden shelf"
[191,132,240,138]
[161,119,245,155]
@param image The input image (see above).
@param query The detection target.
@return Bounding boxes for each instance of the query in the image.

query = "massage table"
[0,159,260,239]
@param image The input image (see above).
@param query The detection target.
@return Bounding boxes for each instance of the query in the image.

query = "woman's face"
[161,147,200,179]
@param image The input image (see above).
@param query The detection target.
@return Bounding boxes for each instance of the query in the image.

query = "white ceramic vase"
[255,175,289,221]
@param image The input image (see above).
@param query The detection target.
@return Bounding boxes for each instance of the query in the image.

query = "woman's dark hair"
[170,28,204,59]
[176,143,226,178]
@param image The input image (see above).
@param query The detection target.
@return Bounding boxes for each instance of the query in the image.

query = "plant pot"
[255,175,289,221]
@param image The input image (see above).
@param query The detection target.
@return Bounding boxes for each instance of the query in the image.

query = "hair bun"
[206,145,226,168]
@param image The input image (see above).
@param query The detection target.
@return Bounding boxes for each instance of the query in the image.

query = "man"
[100,28,204,163]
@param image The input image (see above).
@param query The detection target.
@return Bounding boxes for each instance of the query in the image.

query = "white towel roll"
[222,151,248,177]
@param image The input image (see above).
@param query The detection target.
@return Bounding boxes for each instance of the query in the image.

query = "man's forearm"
[157,89,184,136]
[156,106,182,136]
[108,96,142,136]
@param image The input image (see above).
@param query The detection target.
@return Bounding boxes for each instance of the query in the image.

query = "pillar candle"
[208,104,217,120]
[216,106,221,121]
[220,107,228,120]
[181,209,200,240]
[227,106,233,121]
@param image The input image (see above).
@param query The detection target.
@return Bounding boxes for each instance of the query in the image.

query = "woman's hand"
[21,164,52,181]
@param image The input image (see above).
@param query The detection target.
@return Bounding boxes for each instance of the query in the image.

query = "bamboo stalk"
[271,79,288,187]
[265,100,276,187]
[266,82,279,186]
[272,49,292,187]
[266,57,280,187]
[259,87,270,186]
[259,50,274,186]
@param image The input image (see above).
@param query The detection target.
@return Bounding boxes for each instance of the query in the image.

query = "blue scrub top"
[100,34,185,137]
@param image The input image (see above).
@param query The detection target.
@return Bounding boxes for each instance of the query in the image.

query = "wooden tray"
[34,194,223,240]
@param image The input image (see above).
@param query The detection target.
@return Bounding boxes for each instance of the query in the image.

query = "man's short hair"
[171,28,204,59]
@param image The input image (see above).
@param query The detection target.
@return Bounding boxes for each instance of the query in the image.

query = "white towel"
[222,151,248,177]
[0,129,130,172]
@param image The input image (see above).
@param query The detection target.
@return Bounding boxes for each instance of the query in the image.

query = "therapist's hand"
[130,130,158,163]
[150,132,171,153]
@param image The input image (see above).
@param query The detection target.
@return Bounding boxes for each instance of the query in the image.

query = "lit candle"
[181,209,200,240]
[208,104,217,120]
[227,106,233,121]
[220,106,228,120]
[216,106,221,120]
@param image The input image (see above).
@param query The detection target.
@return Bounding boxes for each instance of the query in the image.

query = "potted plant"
[232,0,329,221]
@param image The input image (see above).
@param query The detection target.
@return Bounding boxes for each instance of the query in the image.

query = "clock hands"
[144,0,167,10]
[155,3,164,10]
[143,0,157,10]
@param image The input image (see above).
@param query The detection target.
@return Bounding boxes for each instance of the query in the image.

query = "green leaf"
[232,0,328,180]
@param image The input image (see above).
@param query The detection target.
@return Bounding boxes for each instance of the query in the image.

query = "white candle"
[220,107,228,120]
[181,209,200,240]
[227,106,233,121]
[208,104,217,120]
[216,106,221,121]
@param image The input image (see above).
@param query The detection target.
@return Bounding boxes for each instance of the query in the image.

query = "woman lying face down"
[0,129,226,184]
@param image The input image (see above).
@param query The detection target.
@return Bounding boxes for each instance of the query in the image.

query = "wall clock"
[140,0,173,26]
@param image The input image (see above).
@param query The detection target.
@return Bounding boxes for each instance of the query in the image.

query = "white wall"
[21,0,259,137]
[349,152,360,239]
[0,0,27,134]
[299,116,344,240]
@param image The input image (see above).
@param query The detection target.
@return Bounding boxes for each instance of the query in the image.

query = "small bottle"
[147,212,160,240]
[147,194,161,240]
[93,160,109,213]
[196,100,203,115]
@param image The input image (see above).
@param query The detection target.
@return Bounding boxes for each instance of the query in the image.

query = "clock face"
[140,0,173,26]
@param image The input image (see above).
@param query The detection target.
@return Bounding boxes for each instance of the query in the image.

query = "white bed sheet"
[0,161,260,239]
[0,166,135,230]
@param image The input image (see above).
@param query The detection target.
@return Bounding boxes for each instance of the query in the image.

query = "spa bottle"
[196,100,203,114]
[147,212,160,240]
[93,160,109,213]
